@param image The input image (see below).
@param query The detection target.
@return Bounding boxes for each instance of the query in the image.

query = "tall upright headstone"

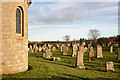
[97,45,103,58]
[62,45,67,55]
[76,51,85,68]
[39,46,42,52]
[72,44,78,57]
[29,45,34,53]
[60,44,64,52]
[110,45,113,53]
[35,43,38,52]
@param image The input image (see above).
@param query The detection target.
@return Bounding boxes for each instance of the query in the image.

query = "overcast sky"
[28,1,118,41]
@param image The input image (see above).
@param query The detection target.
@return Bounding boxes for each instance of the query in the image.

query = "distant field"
[2,46,120,79]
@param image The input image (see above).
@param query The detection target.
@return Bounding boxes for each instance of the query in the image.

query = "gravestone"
[89,46,95,61]
[72,44,78,57]
[33,44,35,50]
[60,45,64,52]
[52,47,56,52]
[39,46,42,52]
[106,61,114,72]
[110,45,113,53]
[76,51,85,68]
[35,43,38,52]
[29,45,34,53]
[45,49,52,59]
[52,57,61,61]
[97,45,103,58]
[62,45,67,55]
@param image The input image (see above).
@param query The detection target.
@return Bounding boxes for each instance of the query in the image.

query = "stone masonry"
[1,0,32,74]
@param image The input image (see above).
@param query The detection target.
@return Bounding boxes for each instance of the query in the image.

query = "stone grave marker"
[35,43,38,52]
[97,45,103,58]
[39,46,42,52]
[106,61,114,72]
[29,45,34,53]
[60,45,64,52]
[62,45,67,55]
[76,51,85,68]
[52,47,56,52]
[52,57,61,61]
[89,46,95,61]
[45,49,52,59]
[110,45,113,53]
[72,44,78,57]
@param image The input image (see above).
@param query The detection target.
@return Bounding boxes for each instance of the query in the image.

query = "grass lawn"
[2,46,120,79]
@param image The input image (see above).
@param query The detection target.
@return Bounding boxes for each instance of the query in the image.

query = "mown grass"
[2,46,120,79]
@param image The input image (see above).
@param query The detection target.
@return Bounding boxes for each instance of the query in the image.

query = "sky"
[28,0,118,41]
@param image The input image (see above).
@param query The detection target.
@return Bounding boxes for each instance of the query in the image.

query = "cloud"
[28,2,117,26]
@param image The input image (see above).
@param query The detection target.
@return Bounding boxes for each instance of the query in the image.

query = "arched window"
[16,6,24,36]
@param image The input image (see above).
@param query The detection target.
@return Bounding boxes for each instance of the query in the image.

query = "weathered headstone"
[35,43,38,52]
[89,46,94,61]
[76,51,85,68]
[97,45,103,58]
[62,45,67,55]
[60,45,64,52]
[39,46,42,52]
[29,45,34,53]
[33,44,35,49]
[106,61,114,72]
[45,49,52,59]
[52,57,61,61]
[72,44,78,57]
[52,47,56,52]
[110,45,113,53]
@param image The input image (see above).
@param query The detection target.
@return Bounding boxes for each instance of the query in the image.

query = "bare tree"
[88,29,100,40]
[63,35,70,41]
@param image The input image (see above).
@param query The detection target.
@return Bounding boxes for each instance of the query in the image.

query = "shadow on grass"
[27,65,33,71]
[41,60,75,68]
